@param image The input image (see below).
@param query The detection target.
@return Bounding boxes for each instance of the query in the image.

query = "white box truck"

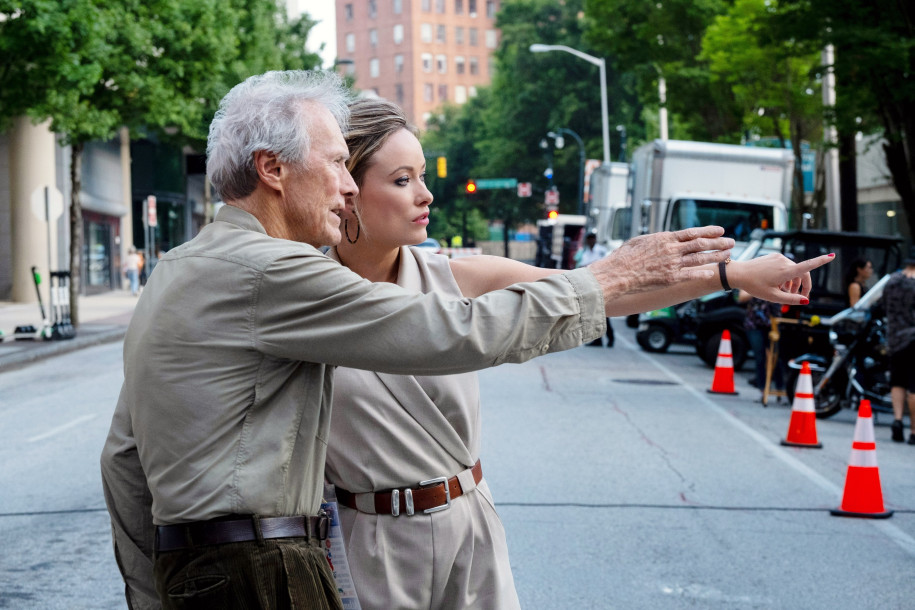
[588,162,631,252]
[629,140,794,253]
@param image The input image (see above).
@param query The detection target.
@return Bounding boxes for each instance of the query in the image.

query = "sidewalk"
[0,290,138,371]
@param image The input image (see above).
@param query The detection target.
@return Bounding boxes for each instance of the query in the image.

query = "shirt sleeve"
[253,251,606,375]
[100,385,161,610]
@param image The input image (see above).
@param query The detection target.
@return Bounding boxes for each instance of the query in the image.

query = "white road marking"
[630,339,915,559]
[27,414,97,443]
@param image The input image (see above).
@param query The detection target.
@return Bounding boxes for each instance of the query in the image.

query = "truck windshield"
[668,198,776,242]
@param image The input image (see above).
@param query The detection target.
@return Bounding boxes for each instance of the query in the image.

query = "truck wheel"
[701,330,748,372]
[637,325,672,353]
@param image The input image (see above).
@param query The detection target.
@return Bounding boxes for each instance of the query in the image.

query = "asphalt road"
[1,324,913,609]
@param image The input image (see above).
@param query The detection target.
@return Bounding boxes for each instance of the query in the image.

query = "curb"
[0,326,127,372]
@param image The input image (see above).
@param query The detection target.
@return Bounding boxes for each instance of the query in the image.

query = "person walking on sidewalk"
[123,246,141,296]
[99,69,832,610]
[576,231,614,347]
[885,247,915,443]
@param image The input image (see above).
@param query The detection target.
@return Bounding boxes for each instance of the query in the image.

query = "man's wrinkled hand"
[589,226,734,295]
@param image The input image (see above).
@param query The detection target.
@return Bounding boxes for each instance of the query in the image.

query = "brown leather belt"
[335,460,482,516]
[155,514,329,553]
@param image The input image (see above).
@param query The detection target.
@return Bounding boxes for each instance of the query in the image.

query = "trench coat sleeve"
[100,385,161,610]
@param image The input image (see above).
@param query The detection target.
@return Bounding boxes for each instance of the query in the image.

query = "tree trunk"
[880,105,915,241]
[68,141,83,328]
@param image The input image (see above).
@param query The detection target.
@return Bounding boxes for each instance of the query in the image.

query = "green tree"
[701,0,826,225]
[1,0,320,323]
[769,0,915,238]
[584,0,742,143]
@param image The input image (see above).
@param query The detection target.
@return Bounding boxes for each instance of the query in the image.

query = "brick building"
[335,0,501,126]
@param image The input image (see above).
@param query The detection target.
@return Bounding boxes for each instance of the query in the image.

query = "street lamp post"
[547,128,585,216]
[529,44,610,166]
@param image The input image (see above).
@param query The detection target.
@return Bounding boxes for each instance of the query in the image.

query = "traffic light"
[465,180,477,194]
[437,156,447,178]
[546,205,559,220]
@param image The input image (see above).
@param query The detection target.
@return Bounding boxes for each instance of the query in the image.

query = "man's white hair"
[207,70,353,202]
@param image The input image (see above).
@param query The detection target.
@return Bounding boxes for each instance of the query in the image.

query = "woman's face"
[860,261,874,279]
[352,128,433,249]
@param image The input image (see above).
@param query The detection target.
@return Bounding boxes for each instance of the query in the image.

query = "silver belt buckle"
[419,476,451,514]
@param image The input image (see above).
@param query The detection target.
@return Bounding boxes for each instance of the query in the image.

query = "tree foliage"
[701,0,826,226]
[584,0,743,143]
[0,0,321,322]
[423,0,640,252]
[768,0,915,239]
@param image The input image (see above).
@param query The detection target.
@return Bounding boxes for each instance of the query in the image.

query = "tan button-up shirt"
[100,205,605,608]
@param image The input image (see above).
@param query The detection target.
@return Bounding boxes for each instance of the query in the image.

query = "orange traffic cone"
[830,400,893,519]
[707,330,738,395]
[780,360,822,448]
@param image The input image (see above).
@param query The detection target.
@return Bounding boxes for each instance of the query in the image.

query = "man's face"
[280,103,358,246]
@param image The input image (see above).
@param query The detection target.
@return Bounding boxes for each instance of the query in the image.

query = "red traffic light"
[547,209,559,220]
[465,180,477,194]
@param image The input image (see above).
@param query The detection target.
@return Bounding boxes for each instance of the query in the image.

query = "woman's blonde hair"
[345,97,419,188]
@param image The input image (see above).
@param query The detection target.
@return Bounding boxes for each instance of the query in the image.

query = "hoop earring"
[344,219,360,244]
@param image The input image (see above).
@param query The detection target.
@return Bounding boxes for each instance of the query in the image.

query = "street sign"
[147,195,158,227]
[545,188,560,204]
[475,178,518,190]
[30,185,64,222]
[517,182,532,197]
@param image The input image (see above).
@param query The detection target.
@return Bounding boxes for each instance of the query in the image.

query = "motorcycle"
[785,274,893,419]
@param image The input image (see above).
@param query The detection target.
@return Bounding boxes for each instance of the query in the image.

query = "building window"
[345,33,356,53]
[455,26,464,44]
[370,58,380,78]
[394,54,404,73]
[370,28,378,48]
[421,53,433,73]
[344,3,353,20]
[455,85,467,104]
[488,55,495,76]
[469,28,478,46]
[424,83,434,102]
[455,0,463,14]
[393,24,404,44]
[368,0,377,18]
[469,85,478,98]
[436,24,446,43]
[436,54,447,74]
[436,0,445,13]
[395,83,404,104]
[421,23,432,43]
[485,29,497,49]
[455,56,465,74]
[486,0,497,17]
[393,0,402,14]
[422,0,431,11]
[469,0,477,16]
[438,84,448,101]
[469,56,479,75]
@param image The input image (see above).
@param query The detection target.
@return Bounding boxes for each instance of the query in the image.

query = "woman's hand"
[729,252,835,305]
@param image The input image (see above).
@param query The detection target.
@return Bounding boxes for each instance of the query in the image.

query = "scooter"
[785,274,893,419]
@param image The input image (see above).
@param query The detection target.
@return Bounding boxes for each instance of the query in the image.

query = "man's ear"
[253,150,283,191]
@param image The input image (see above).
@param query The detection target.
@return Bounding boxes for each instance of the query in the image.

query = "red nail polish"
[828,253,835,258]
[800,298,809,305]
